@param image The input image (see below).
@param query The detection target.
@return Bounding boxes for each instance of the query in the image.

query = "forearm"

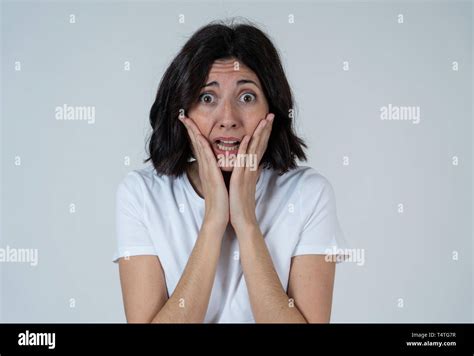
[236,225,307,323]
[151,220,224,323]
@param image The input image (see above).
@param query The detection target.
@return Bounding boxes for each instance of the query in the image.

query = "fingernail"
[268,114,275,122]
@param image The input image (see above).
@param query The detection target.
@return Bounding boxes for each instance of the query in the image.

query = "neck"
[222,170,232,190]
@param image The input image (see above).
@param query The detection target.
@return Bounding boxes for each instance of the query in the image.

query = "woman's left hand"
[229,113,275,236]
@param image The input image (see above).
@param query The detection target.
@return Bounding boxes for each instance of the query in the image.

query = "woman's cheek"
[191,116,212,136]
[245,117,263,134]
[246,106,268,124]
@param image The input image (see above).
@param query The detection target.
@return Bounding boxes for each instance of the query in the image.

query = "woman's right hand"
[179,115,229,232]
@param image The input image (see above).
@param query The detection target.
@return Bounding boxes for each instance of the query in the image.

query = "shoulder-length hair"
[145,19,307,176]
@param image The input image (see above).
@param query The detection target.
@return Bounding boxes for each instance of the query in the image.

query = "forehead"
[207,58,259,82]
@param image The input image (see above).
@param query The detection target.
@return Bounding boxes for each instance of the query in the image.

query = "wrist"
[233,221,261,240]
[202,216,228,235]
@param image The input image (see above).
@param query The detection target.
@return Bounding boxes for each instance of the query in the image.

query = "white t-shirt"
[113,164,349,323]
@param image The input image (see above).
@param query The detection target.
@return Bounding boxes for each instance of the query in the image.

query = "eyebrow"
[201,79,260,89]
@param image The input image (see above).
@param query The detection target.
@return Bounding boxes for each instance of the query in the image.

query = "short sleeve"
[292,169,350,263]
[112,171,158,263]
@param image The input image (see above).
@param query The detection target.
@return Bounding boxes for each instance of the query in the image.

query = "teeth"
[219,140,239,144]
[217,143,240,151]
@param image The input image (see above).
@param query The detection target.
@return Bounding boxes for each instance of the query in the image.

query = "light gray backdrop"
[1,0,472,322]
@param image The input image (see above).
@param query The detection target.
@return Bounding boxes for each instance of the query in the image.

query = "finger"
[180,116,219,172]
[255,113,274,160]
[179,115,204,163]
[182,115,204,139]
[184,116,212,165]
[188,120,229,170]
[247,119,267,154]
[248,112,274,157]
[196,133,217,167]
[238,135,251,155]
[233,135,251,173]
[178,115,197,145]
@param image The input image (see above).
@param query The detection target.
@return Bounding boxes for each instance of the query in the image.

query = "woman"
[113,20,348,323]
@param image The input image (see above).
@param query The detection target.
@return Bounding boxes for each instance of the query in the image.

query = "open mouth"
[214,138,241,152]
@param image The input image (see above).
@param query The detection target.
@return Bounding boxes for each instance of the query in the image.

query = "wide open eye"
[198,93,215,104]
[240,92,256,103]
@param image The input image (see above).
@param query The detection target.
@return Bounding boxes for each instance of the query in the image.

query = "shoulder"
[117,165,175,199]
[275,166,338,213]
[270,165,333,193]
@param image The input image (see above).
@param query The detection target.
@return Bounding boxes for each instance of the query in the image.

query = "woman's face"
[187,58,269,171]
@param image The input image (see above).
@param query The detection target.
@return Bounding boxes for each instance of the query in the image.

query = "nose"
[219,121,237,128]
[217,100,240,129]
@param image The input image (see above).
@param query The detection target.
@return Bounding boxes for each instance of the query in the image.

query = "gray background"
[1,0,472,322]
